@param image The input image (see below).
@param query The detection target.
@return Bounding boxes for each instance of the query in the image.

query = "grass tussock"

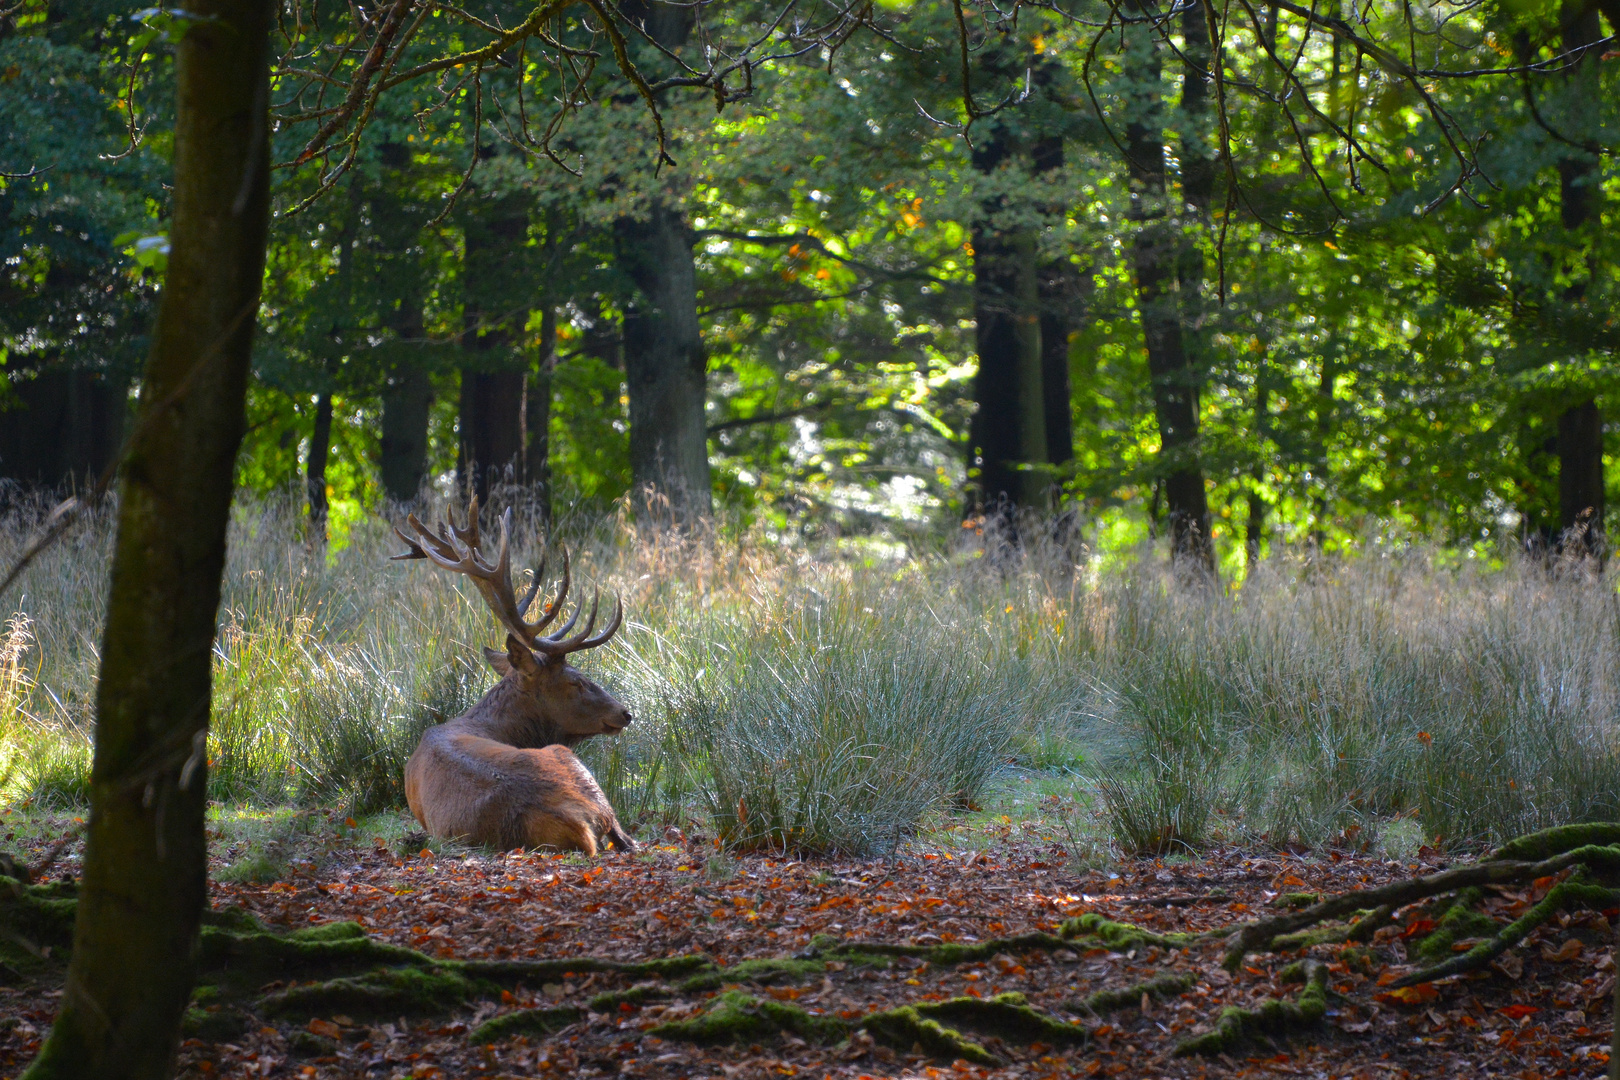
[2,494,1619,856]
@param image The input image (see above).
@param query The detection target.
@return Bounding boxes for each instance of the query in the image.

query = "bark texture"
[1124,0,1213,572]
[458,204,527,503]
[615,0,712,528]
[23,2,272,1076]
[1554,0,1606,554]
[616,201,712,525]
[971,127,1048,513]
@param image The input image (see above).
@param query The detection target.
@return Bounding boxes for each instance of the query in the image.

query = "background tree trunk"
[1125,0,1214,572]
[971,127,1048,514]
[525,306,556,530]
[1555,0,1605,554]
[616,202,712,525]
[306,391,333,539]
[24,2,272,1077]
[615,0,712,528]
[458,204,527,504]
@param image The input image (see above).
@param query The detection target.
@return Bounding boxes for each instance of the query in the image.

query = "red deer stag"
[392,498,637,855]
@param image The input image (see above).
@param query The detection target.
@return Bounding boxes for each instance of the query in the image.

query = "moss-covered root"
[860,1006,1001,1067]
[1491,823,1620,863]
[648,990,851,1045]
[1393,879,1620,988]
[1410,889,1495,964]
[1173,960,1328,1057]
[679,957,828,992]
[823,932,1072,965]
[257,966,482,1021]
[1060,913,1198,951]
[1076,972,1196,1016]
[469,1006,583,1044]
[909,992,1090,1048]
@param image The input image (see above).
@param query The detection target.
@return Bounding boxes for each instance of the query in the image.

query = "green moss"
[914,992,1089,1046]
[589,983,667,1012]
[257,966,481,1020]
[1274,892,1323,910]
[1413,889,1497,963]
[1492,823,1620,863]
[1272,922,1356,951]
[1078,972,1195,1015]
[1174,960,1327,1057]
[860,1006,1000,1065]
[200,924,432,993]
[468,1006,583,1044]
[459,952,712,984]
[680,957,826,991]
[648,990,851,1045]
[1059,913,1196,951]
[826,931,1072,966]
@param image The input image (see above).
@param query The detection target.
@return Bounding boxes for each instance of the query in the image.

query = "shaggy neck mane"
[450,676,583,748]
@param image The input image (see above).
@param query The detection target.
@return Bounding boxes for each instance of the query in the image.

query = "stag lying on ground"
[392,498,636,855]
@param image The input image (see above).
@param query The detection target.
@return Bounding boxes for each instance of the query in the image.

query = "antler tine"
[572,594,624,651]
[538,588,587,644]
[529,547,571,633]
[452,493,480,550]
[534,590,601,656]
[517,550,548,617]
[389,523,427,561]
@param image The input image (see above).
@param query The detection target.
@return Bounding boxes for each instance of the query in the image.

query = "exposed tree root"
[904,991,1090,1047]
[859,1004,1001,1065]
[468,1005,583,1044]
[1392,878,1620,987]
[1222,834,1620,970]
[1074,972,1195,1016]
[647,990,852,1045]
[1173,959,1327,1057]
[258,966,484,1020]
[1059,913,1200,951]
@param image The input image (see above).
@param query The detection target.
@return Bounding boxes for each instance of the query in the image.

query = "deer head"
[391,496,632,745]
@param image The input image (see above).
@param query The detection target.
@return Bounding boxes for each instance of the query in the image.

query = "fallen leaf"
[1541,938,1584,963]
[306,1018,342,1039]
[1375,982,1438,1005]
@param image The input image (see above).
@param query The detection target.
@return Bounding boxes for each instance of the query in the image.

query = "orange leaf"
[1400,918,1437,939]
[1375,982,1438,1005]
[1497,1004,1540,1019]
[307,1017,343,1038]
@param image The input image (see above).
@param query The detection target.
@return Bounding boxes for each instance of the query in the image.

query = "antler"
[391,495,622,656]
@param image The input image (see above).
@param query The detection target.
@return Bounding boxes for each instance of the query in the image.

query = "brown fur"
[404,634,637,853]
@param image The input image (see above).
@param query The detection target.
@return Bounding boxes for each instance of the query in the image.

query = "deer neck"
[450,677,587,749]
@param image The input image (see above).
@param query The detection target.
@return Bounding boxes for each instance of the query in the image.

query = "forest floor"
[1,808,1615,1080]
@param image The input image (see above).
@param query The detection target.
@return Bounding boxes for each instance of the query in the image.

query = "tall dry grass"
[1,495,1617,856]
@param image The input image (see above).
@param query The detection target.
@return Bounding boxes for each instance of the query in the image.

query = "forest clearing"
[2,0,1618,1075]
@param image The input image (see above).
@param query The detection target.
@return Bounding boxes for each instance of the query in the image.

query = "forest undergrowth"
[2,493,1619,861]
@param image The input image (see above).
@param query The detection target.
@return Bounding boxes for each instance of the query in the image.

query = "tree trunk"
[0,368,128,492]
[616,202,712,525]
[1555,0,1605,556]
[23,3,272,1077]
[614,0,711,528]
[1124,0,1213,573]
[458,206,527,504]
[525,306,556,530]
[971,127,1048,514]
[1034,136,1074,472]
[306,392,332,541]
[379,345,434,503]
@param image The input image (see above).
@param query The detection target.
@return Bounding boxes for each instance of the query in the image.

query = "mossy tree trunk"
[23,1,272,1076]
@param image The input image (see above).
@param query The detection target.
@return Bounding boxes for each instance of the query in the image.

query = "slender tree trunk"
[1246,360,1270,570]
[525,306,556,530]
[306,392,333,540]
[24,3,272,1077]
[1555,0,1605,556]
[1034,135,1074,473]
[458,206,527,504]
[616,202,712,525]
[379,294,434,504]
[615,0,711,528]
[971,126,1048,514]
[1124,0,1213,573]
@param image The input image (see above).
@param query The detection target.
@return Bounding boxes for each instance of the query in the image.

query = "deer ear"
[483,646,513,676]
[503,633,542,676]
